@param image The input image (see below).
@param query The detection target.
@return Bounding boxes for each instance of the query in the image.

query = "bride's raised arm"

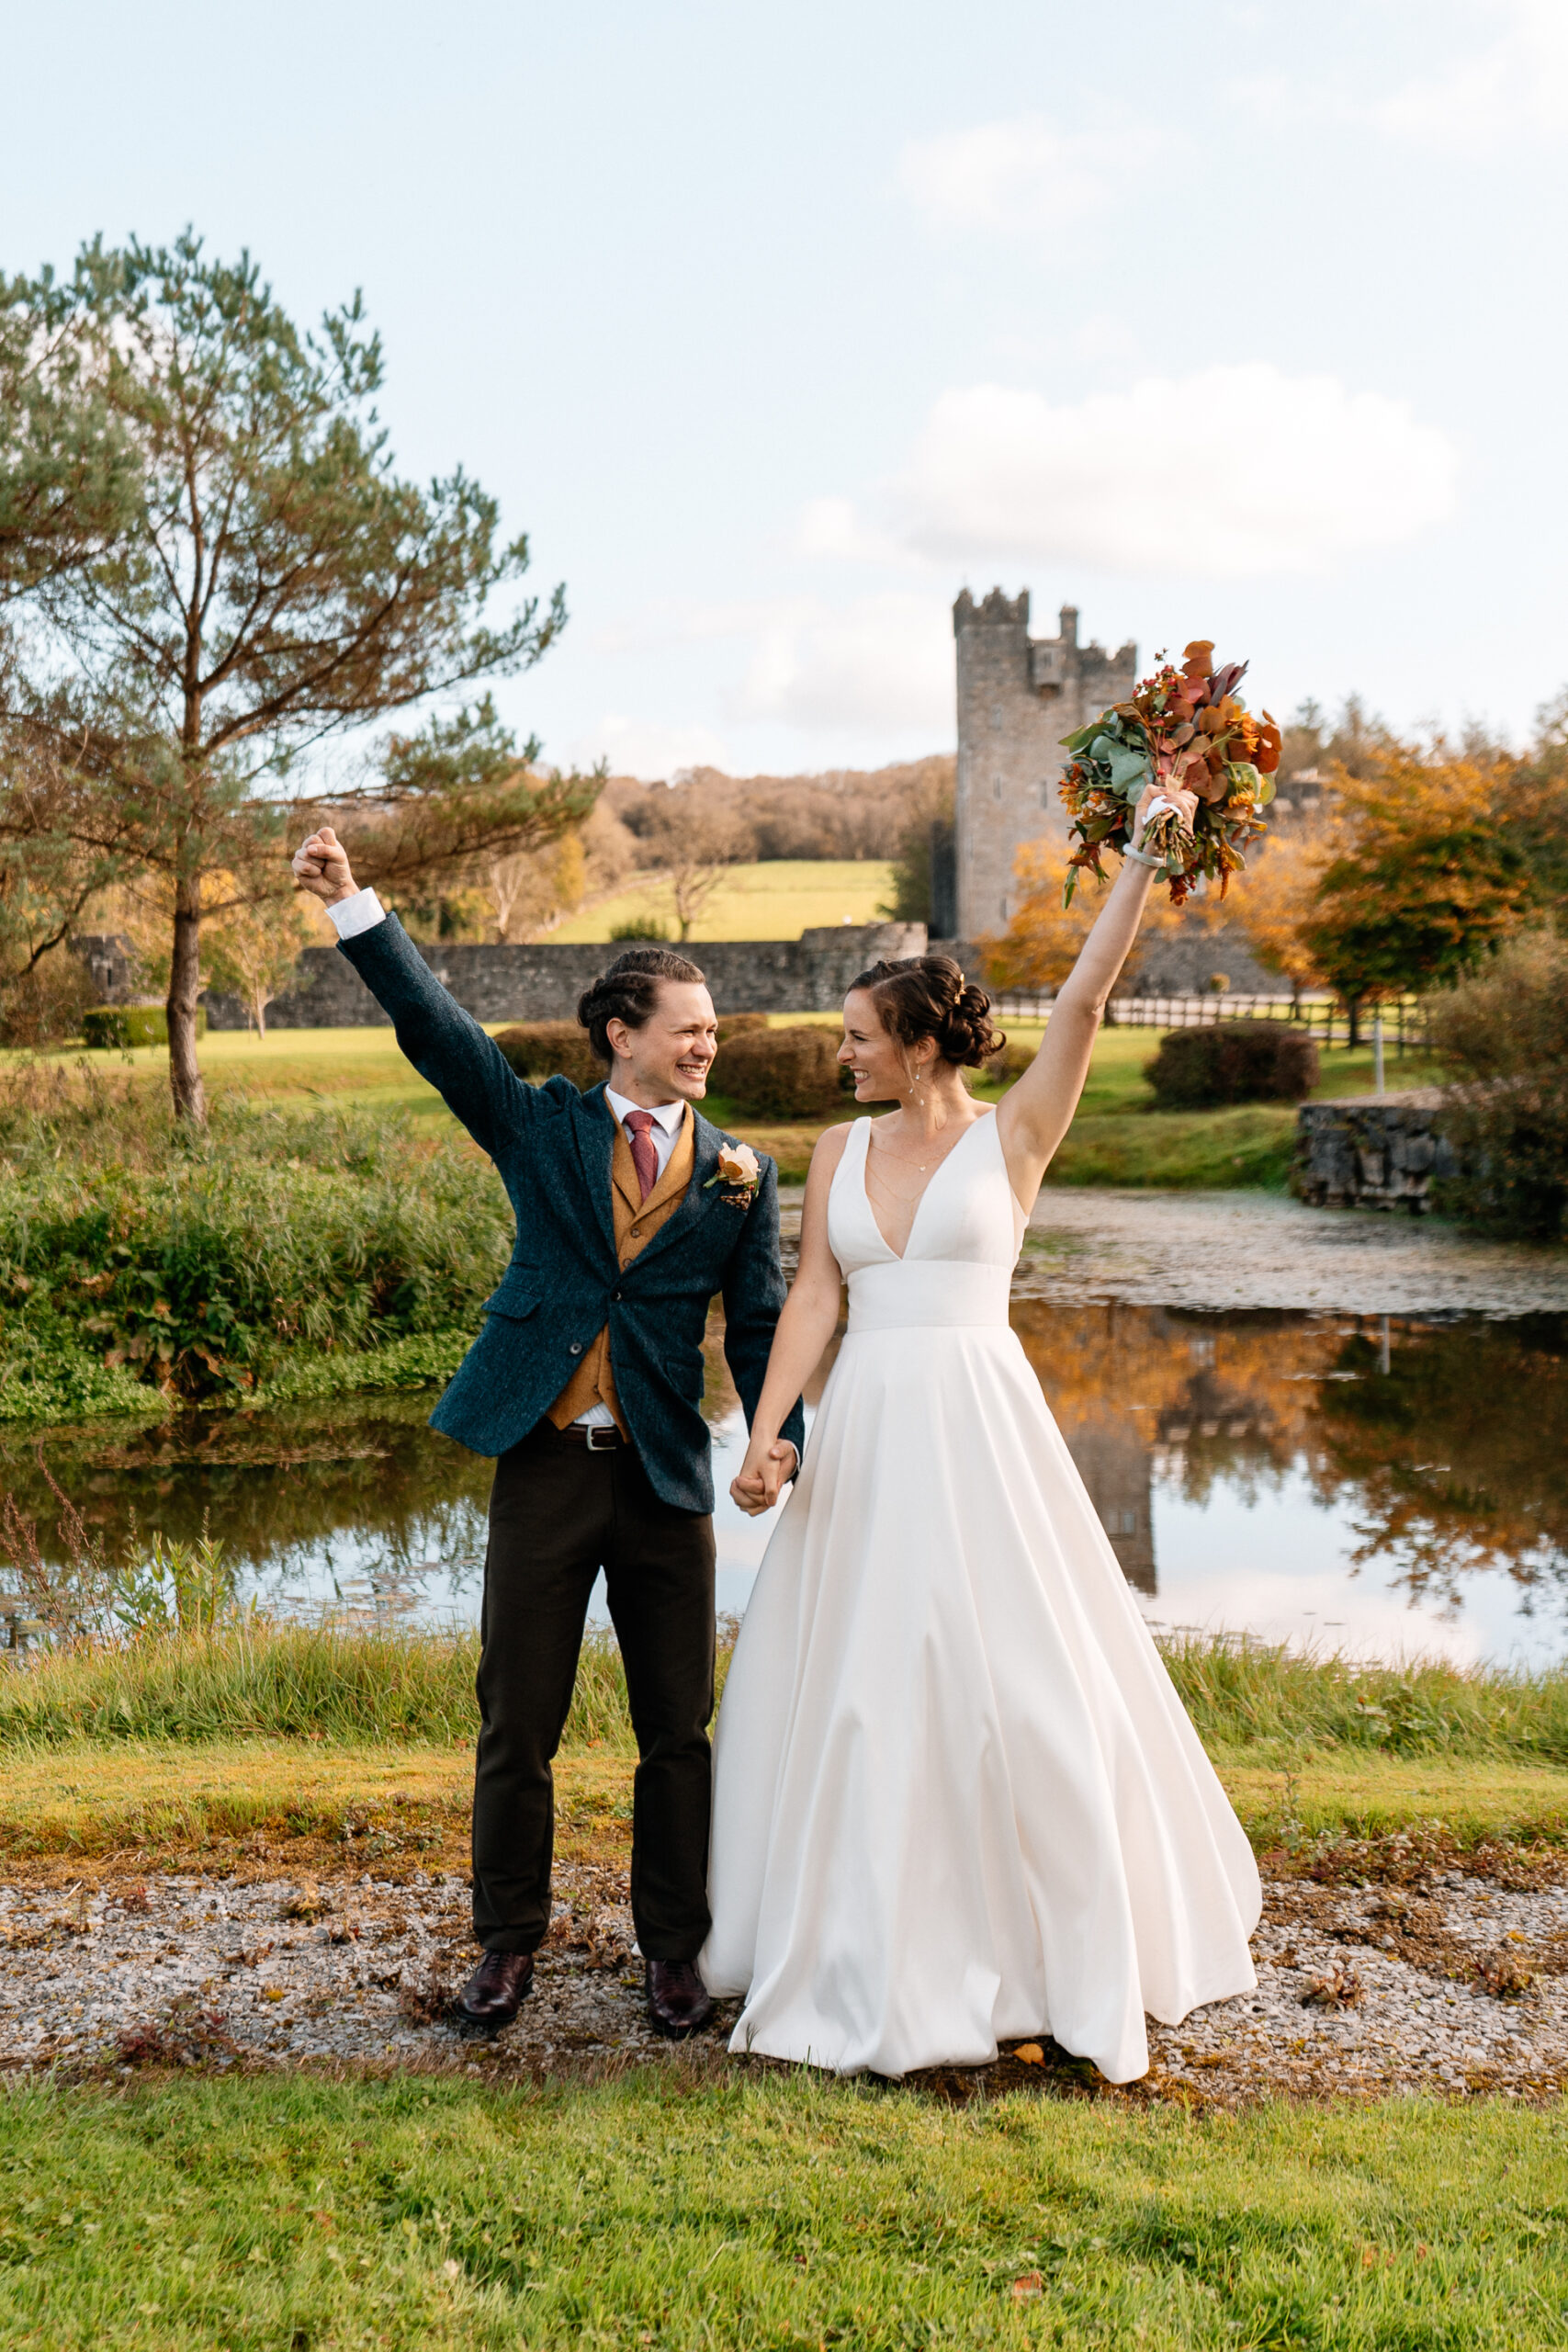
[996,778,1199,1204]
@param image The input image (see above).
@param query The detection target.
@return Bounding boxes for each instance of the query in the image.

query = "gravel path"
[3,1861,1562,2103]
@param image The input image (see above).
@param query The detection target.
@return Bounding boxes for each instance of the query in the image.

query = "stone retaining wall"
[1293,1091,1458,1213]
[201,921,936,1030]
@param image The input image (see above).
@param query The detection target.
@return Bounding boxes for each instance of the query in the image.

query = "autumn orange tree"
[1301,749,1533,1043]
[983,834,1207,993]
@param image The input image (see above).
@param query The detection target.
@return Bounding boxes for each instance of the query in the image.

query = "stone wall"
[953,589,1136,942]
[202,921,932,1031]
[1293,1092,1459,1213]
[1122,922,1279,999]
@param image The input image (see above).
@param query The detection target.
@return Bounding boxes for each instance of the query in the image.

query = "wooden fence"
[986,990,1428,1057]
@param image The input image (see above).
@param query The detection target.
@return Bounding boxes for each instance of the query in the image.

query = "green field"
[58,1019,1441,1190]
[4,2073,1564,2350]
[548,857,898,943]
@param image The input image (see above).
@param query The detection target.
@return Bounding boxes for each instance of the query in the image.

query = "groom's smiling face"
[606,979,718,1107]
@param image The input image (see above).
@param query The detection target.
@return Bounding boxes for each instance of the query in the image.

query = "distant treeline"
[603,755,953,865]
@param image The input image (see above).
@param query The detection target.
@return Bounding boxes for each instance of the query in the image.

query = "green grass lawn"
[548,857,899,944]
[3,2072,1564,2349]
[58,1020,1437,1191]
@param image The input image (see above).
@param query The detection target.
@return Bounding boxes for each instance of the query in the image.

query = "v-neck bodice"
[827,1114,1026,1332]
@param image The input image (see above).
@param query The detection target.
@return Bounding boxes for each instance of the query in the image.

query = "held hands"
[291,826,359,904]
[730,1437,800,1517]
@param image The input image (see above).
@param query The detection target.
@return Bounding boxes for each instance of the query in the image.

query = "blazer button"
[569,1341,583,1356]
[612,1289,623,1303]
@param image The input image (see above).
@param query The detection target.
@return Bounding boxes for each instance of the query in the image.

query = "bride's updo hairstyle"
[849,955,1004,1069]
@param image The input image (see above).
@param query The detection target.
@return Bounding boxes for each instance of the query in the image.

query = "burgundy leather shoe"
[645,1958,715,2040]
[450,1950,535,2034]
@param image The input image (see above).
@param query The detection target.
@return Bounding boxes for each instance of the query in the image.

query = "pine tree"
[0,232,588,1122]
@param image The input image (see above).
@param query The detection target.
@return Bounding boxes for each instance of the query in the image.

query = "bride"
[699,780,1261,2083]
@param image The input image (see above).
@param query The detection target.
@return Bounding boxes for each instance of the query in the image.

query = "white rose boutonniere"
[705,1140,761,1205]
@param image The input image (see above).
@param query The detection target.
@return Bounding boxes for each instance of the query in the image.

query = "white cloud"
[898,115,1118,237]
[729,594,953,738]
[1373,0,1568,145]
[566,716,731,781]
[871,367,1456,579]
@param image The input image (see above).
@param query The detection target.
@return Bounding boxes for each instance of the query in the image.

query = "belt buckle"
[584,1424,618,1453]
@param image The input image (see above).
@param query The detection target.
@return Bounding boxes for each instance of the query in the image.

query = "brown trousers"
[471,1422,716,1960]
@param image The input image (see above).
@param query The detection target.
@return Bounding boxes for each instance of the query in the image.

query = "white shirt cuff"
[325,888,386,941]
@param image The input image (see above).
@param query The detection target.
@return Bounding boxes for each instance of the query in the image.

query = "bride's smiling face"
[839,989,937,1103]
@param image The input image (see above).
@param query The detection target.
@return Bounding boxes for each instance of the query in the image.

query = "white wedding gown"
[700,1111,1260,2082]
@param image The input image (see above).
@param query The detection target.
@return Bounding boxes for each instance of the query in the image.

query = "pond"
[6,1291,1567,1668]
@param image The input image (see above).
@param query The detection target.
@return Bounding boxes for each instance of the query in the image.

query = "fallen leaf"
[1012,2043,1045,2066]
[1011,2274,1043,2300]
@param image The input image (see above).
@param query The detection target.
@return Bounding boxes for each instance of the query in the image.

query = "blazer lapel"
[628,1112,724,1272]
[571,1084,622,1268]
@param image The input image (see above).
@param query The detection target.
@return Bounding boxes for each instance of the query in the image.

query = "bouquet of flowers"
[1058,641,1280,906]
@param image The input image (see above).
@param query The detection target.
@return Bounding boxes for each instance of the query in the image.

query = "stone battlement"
[953,588,1137,942]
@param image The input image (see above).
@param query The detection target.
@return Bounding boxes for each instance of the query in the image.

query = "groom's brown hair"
[577,945,707,1064]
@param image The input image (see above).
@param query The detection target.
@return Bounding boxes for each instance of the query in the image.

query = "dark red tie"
[624,1110,659,1203]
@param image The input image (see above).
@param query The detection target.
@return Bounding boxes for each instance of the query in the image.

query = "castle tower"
[953,589,1137,943]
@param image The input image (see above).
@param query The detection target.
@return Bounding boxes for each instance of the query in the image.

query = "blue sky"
[6,0,1565,776]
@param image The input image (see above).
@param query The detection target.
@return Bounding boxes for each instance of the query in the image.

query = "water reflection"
[0,1397,492,1628]
[2,1306,1565,1666]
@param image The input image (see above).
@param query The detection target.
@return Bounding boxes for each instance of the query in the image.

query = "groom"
[291,827,804,2040]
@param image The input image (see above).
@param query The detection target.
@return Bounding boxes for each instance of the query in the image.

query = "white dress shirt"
[325,887,388,941]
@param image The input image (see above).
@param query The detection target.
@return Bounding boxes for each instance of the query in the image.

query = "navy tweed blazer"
[336,913,804,1513]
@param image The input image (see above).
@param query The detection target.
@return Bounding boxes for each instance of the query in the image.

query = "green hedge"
[709,1024,850,1119]
[82,1006,208,1050]
[1145,1020,1318,1108]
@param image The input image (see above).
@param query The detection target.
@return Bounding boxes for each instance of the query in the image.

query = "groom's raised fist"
[291,826,358,904]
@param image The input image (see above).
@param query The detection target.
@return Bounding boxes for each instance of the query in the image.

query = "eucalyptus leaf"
[1104,742,1151,793]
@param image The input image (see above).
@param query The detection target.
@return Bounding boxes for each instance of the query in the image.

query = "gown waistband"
[845,1259,1012,1332]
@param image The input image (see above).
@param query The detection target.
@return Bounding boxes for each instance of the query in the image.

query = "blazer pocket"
[482,1268,543,1321]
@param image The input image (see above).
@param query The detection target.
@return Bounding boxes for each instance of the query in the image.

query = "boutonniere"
[705,1140,761,1206]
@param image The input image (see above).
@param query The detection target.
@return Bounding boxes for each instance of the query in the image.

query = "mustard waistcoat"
[547,1104,696,1435]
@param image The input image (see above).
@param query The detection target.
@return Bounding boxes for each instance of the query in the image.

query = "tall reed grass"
[0,1069,509,1414]
[2,1619,1566,1765]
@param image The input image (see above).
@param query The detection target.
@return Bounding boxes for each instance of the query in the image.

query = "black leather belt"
[556,1422,626,1452]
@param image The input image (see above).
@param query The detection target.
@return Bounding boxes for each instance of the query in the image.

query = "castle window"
[993,776,1002,799]
[1039,783,1051,808]
[990,705,1002,729]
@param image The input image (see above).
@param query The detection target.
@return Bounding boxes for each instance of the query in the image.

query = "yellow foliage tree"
[1224,801,1342,999]
[984,834,1222,993]
[1300,750,1533,1040]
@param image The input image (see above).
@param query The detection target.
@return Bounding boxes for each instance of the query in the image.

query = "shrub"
[83,1005,208,1050]
[715,1012,768,1042]
[608,916,671,942]
[0,950,100,1048]
[1145,1021,1319,1109]
[980,1038,1032,1086]
[492,1021,600,1091]
[1427,930,1568,1240]
[709,1024,848,1119]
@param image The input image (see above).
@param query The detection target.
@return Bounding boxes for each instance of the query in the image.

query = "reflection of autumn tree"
[1308,1320,1568,1609]
[1010,1300,1333,1501]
